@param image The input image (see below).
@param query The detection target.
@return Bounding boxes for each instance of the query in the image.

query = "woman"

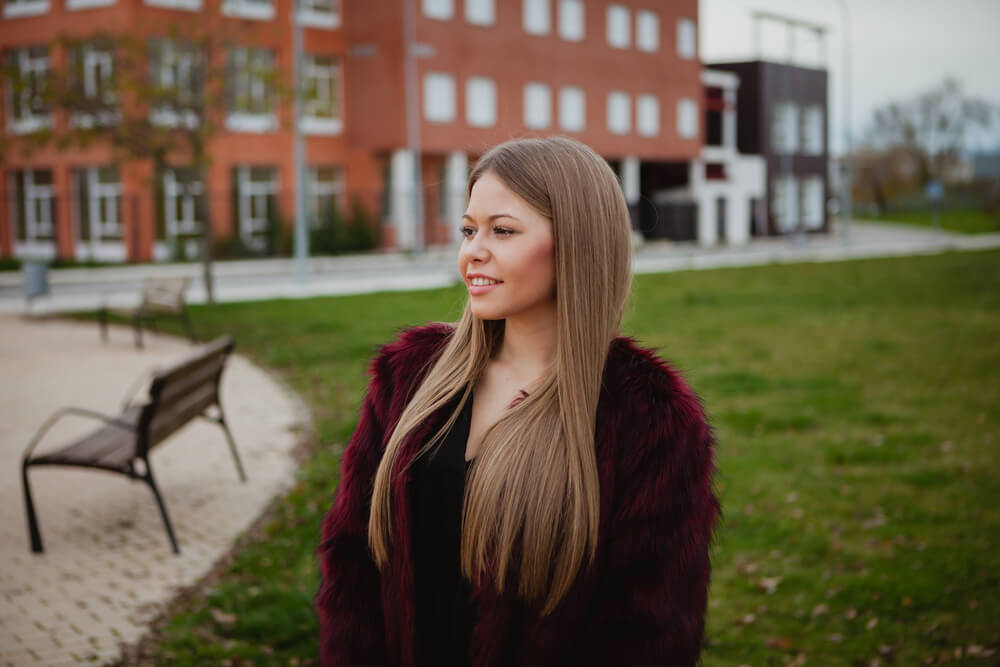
[316,137,720,666]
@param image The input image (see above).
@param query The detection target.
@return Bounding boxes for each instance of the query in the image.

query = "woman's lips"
[468,281,502,295]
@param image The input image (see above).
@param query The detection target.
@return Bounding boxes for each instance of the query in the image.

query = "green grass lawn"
[127,249,1000,666]
[865,208,1000,234]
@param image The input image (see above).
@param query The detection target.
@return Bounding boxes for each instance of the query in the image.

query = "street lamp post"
[838,0,852,246]
[292,0,309,281]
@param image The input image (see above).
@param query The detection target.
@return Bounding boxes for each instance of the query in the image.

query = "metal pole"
[403,0,424,254]
[838,0,852,246]
[292,0,309,280]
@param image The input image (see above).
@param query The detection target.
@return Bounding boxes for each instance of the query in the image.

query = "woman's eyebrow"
[462,213,521,223]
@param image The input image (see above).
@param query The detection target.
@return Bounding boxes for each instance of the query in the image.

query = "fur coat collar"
[317,322,719,666]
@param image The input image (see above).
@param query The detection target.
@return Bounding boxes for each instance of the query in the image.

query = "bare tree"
[863,77,997,186]
[5,16,288,304]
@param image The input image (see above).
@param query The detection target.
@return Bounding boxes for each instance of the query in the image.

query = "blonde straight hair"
[368,137,634,614]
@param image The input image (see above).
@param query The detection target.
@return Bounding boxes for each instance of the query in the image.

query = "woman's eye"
[459,226,514,237]
[494,226,513,236]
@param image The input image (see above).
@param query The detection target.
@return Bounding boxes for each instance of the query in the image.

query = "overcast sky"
[699,0,1000,154]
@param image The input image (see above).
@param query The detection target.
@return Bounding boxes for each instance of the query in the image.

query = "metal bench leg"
[22,463,44,553]
[132,314,144,350]
[99,307,109,343]
[181,310,197,343]
[143,466,180,554]
[219,413,248,483]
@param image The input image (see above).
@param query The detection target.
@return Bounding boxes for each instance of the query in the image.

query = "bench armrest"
[119,367,162,412]
[22,407,138,463]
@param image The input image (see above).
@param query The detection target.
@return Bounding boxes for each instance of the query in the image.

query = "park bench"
[21,335,247,555]
[98,276,196,349]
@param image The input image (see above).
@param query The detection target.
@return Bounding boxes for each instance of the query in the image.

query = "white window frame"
[466,76,497,128]
[523,82,551,130]
[677,17,696,60]
[801,175,824,229]
[144,0,202,10]
[67,0,114,10]
[69,42,120,129]
[89,166,123,240]
[163,168,203,241]
[772,102,800,154]
[772,176,799,232]
[677,97,698,139]
[5,47,53,134]
[222,0,275,20]
[303,53,343,135]
[423,72,456,124]
[236,165,278,251]
[12,169,56,241]
[557,0,584,42]
[636,10,659,52]
[308,165,345,229]
[422,0,453,20]
[149,39,201,129]
[523,0,550,36]
[606,91,630,135]
[227,47,277,133]
[606,4,630,49]
[636,93,659,137]
[3,0,50,18]
[298,0,340,28]
[802,105,824,156]
[465,0,494,26]
[558,85,585,132]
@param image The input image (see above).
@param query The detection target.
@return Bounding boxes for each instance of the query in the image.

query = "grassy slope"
[866,208,1000,235]
[134,250,999,666]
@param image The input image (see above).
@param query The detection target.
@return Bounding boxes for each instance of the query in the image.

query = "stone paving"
[0,316,306,666]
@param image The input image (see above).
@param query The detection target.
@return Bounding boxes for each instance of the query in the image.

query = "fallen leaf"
[786,491,799,503]
[966,645,984,656]
[902,595,912,606]
[844,608,858,620]
[740,613,756,625]
[866,617,878,630]
[758,576,782,594]
[210,608,237,625]
[828,633,845,643]
[940,441,954,452]
[879,645,894,655]
[811,604,828,617]
[789,652,807,666]
[766,636,792,649]
[791,507,805,519]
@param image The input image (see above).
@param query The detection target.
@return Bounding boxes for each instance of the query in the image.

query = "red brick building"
[1,0,704,261]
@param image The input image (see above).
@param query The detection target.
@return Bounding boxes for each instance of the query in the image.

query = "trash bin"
[23,259,50,301]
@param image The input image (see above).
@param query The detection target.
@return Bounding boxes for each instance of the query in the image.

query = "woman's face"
[458,171,556,322]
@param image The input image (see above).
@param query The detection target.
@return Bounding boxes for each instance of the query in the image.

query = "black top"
[409,388,476,667]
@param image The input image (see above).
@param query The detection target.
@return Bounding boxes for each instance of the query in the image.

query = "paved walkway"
[2,220,998,315]
[0,317,305,666]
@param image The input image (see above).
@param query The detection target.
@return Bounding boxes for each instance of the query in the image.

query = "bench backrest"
[141,277,190,313]
[137,335,235,456]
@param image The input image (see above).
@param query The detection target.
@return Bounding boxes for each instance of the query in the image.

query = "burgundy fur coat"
[316,322,720,666]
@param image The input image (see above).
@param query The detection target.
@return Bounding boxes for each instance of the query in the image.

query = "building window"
[9,169,56,248]
[523,0,550,35]
[557,0,584,41]
[677,97,697,139]
[465,0,493,25]
[73,166,123,242]
[636,10,659,52]
[772,102,800,153]
[466,76,497,128]
[3,46,53,134]
[423,72,456,123]
[606,4,630,49]
[303,54,342,135]
[677,17,696,59]
[67,40,119,128]
[161,167,204,259]
[308,165,345,228]
[636,93,659,137]
[801,175,824,229]
[558,85,585,132]
[145,0,201,11]
[524,82,551,129]
[67,0,114,9]
[772,175,799,232]
[227,47,277,132]
[802,105,824,155]
[422,0,452,20]
[607,91,630,135]
[149,38,201,129]
[222,0,274,20]
[234,165,278,251]
[298,0,340,28]
[3,0,50,18]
